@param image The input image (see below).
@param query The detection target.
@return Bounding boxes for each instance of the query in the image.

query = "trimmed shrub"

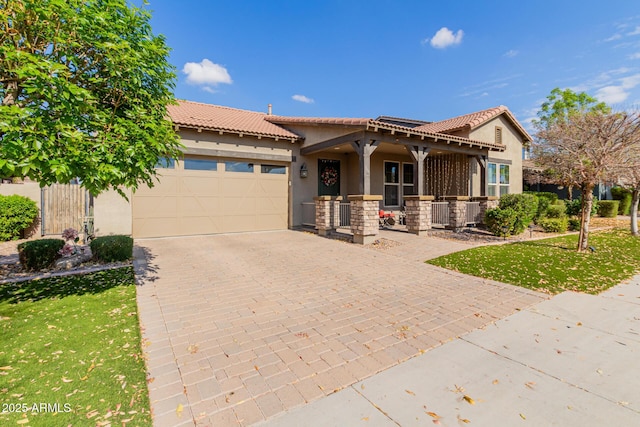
[533,196,550,222]
[524,191,558,204]
[611,187,632,215]
[564,199,599,217]
[484,207,518,237]
[597,200,619,218]
[498,193,538,234]
[568,218,581,231]
[545,204,566,219]
[90,235,133,262]
[17,239,64,271]
[538,217,568,233]
[0,194,39,241]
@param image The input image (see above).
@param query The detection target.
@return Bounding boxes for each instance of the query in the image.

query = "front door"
[318,159,340,196]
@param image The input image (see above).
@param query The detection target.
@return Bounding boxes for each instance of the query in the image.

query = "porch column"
[350,138,380,195]
[408,146,430,195]
[475,196,499,225]
[314,195,342,236]
[475,155,488,197]
[348,195,382,244]
[404,195,434,235]
[443,196,469,231]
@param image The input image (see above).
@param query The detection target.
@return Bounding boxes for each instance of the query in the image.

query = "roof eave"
[173,123,301,143]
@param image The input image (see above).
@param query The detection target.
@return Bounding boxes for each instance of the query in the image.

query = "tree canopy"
[534,110,640,250]
[534,87,611,128]
[0,0,183,196]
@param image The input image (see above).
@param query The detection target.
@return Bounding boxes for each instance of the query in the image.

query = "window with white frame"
[402,163,415,196]
[487,162,509,196]
[384,161,400,206]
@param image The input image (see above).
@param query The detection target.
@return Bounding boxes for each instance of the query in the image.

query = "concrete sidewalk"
[260,275,640,426]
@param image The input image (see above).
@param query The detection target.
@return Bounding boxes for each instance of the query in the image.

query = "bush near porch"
[0,195,38,241]
[427,229,640,294]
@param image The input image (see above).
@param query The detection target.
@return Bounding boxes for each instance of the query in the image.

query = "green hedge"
[498,193,538,234]
[538,217,568,233]
[611,187,632,215]
[0,194,39,241]
[90,235,133,262]
[545,204,566,219]
[17,239,64,271]
[485,207,518,237]
[564,199,599,217]
[597,200,619,218]
[568,218,581,231]
[524,191,559,204]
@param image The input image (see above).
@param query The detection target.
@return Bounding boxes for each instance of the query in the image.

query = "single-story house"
[0,101,532,239]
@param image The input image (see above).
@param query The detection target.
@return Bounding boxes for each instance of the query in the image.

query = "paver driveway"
[134,230,545,426]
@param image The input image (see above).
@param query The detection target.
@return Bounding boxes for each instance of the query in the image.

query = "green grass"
[427,229,640,294]
[0,267,151,426]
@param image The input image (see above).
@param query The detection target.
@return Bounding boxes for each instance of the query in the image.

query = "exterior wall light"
[300,163,308,178]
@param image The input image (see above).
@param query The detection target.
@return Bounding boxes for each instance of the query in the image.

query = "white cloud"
[596,86,629,104]
[629,52,640,59]
[183,59,232,86]
[292,94,314,104]
[593,73,640,104]
[604,33,622,42]
[628,26,640,36]
[504,49,519,58]
[426,27,464,49]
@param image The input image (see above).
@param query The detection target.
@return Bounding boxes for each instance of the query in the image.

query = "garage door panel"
[133,157,288,238]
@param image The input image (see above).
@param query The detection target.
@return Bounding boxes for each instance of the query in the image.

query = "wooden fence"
[41,184,89,235]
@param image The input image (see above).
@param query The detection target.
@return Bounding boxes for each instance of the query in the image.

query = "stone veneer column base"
[348,195,382,245]
[314,196,342,236]
[404,195,435,236]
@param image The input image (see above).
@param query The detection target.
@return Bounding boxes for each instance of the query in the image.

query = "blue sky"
[147,0,640,130]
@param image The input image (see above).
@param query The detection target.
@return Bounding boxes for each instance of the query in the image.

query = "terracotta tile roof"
[415,106,533,142]
[167,100,300,141]
[265,116,372,126]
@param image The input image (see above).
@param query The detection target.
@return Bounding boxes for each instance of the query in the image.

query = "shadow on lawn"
[0,266,133,304]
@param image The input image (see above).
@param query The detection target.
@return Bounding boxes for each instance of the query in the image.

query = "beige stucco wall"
[469,115,524,196]
[93,188,132,236]
[0,182,42,237]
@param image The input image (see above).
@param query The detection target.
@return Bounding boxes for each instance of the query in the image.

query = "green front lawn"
[0,267,151,426]
[428,229,640,294]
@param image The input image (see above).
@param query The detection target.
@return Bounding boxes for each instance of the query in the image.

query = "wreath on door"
[321,166,338,187]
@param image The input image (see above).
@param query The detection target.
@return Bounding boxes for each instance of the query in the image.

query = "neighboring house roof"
[415,106,533,143]
[167,100,300,142]
[267,116,505,151]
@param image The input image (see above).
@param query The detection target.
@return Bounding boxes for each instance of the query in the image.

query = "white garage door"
[132,156,289,238]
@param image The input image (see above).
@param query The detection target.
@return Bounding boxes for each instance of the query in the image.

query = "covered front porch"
[295,122,503,243]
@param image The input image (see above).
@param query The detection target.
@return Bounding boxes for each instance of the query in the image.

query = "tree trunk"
[568,185,573,201]
[578,184,595,252]
[631,188,640,236]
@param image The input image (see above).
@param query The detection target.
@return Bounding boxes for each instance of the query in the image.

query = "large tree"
[534,111,640,251]
[0,0,182,196]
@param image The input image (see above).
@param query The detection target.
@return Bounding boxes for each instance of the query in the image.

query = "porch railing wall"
[339,203,350,227]
[431,202,449,227]
[465,201,482,225]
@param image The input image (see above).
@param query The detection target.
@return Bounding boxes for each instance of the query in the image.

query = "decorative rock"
[54,248,92,270]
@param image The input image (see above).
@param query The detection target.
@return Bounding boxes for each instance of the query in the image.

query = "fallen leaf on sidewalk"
[463,395,475,405]
[525,381,536,390]
[457,414,471,423]
[405,389,416,396]
[176,403,183,417]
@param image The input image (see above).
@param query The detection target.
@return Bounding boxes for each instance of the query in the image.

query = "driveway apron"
[134,230,545,426]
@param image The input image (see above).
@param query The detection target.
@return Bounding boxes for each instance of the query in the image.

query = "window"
[384,161,400,206]
[155,157,175,169]
[487,162,509,196]
[261,164,286,174]
[225,161,254,173]
[184,157,217,171]
[402,163,415,196]
[495,126,503,144]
